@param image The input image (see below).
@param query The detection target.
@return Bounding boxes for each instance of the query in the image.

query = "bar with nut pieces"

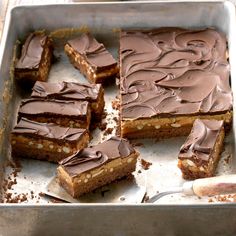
[57,136,139,198]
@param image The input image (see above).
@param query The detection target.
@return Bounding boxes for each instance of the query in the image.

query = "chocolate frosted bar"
[119,28,233,139]
[64,33,119,84]
[31,81,105,118]
[57,136,139,198]
[18,99,91,129]
[11,118,89,163]
[178,119,225,179]
[14,32,53,84]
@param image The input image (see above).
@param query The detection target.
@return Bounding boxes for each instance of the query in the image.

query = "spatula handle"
[191,175,236,197]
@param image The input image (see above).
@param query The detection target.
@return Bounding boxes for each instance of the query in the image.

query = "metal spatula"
[44,175,147,204]
[147,174,236,203]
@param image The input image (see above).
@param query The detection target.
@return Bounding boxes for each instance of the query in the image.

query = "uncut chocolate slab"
[64,33,119,84]
[31,81,105,118]
[178,119,225,179]
[11,118,89,163]
[18,99,91,129]
[119,28,233,139]
[14,32,53,84]
[57,136,139,198]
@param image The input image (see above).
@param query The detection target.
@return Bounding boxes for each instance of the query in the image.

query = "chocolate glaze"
[178,119,224,163]
[12,118,87,143]
[31,81,101,101]
[18,98,89,118]
[120,28,232,119]
[68,33,117,71]
[60,136,136,177]
[15,33,48,69]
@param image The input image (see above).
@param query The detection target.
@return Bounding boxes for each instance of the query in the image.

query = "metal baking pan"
[1,1,236,235]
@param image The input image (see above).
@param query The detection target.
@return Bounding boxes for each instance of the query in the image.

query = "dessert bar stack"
[14,32,53,84]
[10,28,234,199]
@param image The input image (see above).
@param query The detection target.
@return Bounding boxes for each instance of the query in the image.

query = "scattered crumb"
[113,117,118,123]
[104,127,113,136]
[98,121,107,131]
[50,198,66,203]
[224,154,231,164]
[112,99,120,110]
[208,194,236,203]
[132,142,144,147]
[141,159,152,170]
[39,192,45,197]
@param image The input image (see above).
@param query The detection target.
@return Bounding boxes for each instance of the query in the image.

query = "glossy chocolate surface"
[12,118,87,142]
[68,33,117,71]
[15,33,48,70]
[120,28,232,120]
[18,98,89,118]
[60,136,136,177]
[178,119,224,162]
[31,81,101,102]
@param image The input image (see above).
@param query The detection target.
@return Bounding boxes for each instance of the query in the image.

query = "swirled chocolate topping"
[68,33,117,71]
[18,99,89,118]
[178,119,224,163]
[120,28,232,119]
[12,118,87,143]
[31,81,101,101]
[16,33,48,69]
[60,136,135,177]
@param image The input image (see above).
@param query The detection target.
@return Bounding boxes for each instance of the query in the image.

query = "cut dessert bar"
[18,98,91,129]
[11,118,89,163]
[64,33,119,84]
[178,119,225,179]
[119,28,233,139]
[57,136,139,198]
[14,32,53,83]
[31,81,105,119]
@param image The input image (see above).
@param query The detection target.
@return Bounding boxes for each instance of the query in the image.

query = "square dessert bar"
[178,119,225,179]
[14,32,53,84]
[18,98,91,129]
[57,136,139,198]
[119,28,233,139]
[31,81,105,119]
[64,33,119,84]
[11,118,89,163]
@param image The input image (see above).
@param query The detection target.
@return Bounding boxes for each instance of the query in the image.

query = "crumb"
[132,142,144,147]
[51,198,66,203]
[39,192,45,197]
[224,154,231,164]
[141,159,152,170]
[104,127,113,136]
[98,121,107,131]
[113,117,118,123]
[112,99,120,110]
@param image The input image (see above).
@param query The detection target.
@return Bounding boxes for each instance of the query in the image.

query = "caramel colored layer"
[121,111,232,139]
[11,133,89,163]
[58,152,138,197]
